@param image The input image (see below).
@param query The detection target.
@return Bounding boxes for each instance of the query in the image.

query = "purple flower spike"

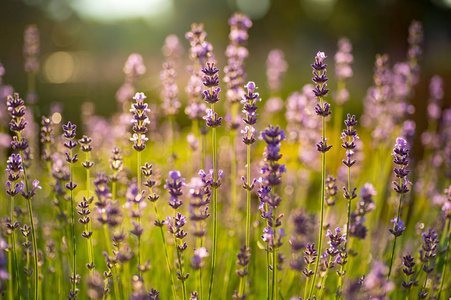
[165,170,186,210]
[389,217,406,237]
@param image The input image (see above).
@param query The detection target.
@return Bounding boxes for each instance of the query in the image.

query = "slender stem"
[246,144,251,248]
[17,130,38,300]
[273,238,277,300]
[152,201,177,300]
[318,256,333,299]
[266,241,270,300]
[208,102,218,300]
[304,274,310,300]
[387,179,404,281]
[337,163,352,295]
[10,195,20,299]
[437,217,451,299]
[69,148,76,295]
[86,152,95,273]
[309,97,326,299]
[137,150,142,275]
[7,235,13,300]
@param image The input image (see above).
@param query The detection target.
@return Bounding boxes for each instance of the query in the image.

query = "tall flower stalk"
[258,125,286,300]
[164,170,188,300]
[188,172,213,300]
[7,92,40,300]
[201,62,222,300]
[79,135,95,273]
[130,92,150,274]
[5,154,23,299]
[336,114,358,296]
[142,163,177,299]
[309,52,332,299]
[63,121,79,299]
[387,137,410,280]
[233,81,259,298]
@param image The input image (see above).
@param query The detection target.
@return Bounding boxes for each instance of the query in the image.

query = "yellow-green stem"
[387,178,404,281]
[208,102,218,300]
[152,200,177,300]
[309,97,326,299]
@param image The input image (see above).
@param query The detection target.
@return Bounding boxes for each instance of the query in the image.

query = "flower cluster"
[116,53,146,106]
[302,243,318,278]
[188,176,211,238]
[109,147,123,184]
[349,183,376,240]
[325,175,338,207]
[322,227,347,271]
[165,170,186,209]
[125,182,146,238]
[258,125,287,248]
[63,122,79,181]
[392,137,410,194]
[202,62,222,128]
[401,254,417,289]
[160,62,181,116]
[266,49,288,94]
[224,12,252,106]
[130,92,150,152]
[23,24,40,74]
[241,81,260,146]
[185,24,210,121]
[40,116,53,162]
[407,20,423,84]
[7,93,28,151]
[6,154,24,197]
[185,23,213,64]
[334,38,353,105]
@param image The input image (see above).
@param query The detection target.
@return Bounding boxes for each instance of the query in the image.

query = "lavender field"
[0,5,451,300]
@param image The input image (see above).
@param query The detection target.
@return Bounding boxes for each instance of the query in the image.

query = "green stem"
[136,150,142,276]
[387,179,404,281]
[337,164,352,295]
[11,195,20,299]
[152,201,177,300]
[309,97,326,299]
[18,133,38,300]
[7,235,13,300]
[86,153,95,273]
[69,148,77,296]
[437,217,451,299]
[208,102,218,300]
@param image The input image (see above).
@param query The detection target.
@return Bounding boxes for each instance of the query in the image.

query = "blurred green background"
[0,0,450,133]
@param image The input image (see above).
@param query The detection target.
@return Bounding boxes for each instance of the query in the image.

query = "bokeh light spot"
[52,112,62,124]
[236,0,270,20]
[44,52,74,84]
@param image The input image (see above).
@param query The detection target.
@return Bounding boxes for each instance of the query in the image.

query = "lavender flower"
[401,254,417,289]
[258,125,286,297]
[334,38,353,105]
[40,116,54,162]
[407,20,423,85]
[164,170,189,295]
[389,217,406,237]
[63,121,79,298]
[130,92,150,151]
[392,137,410,194]
[7,93,29,151]
[224,12,252,106]
[160,62,180,116]
[266,49,288,94]
[23,25,40,74]
[349,183,376,240]
[164,170,186,209]
[188,176,211,238]
[185,23,213,65]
